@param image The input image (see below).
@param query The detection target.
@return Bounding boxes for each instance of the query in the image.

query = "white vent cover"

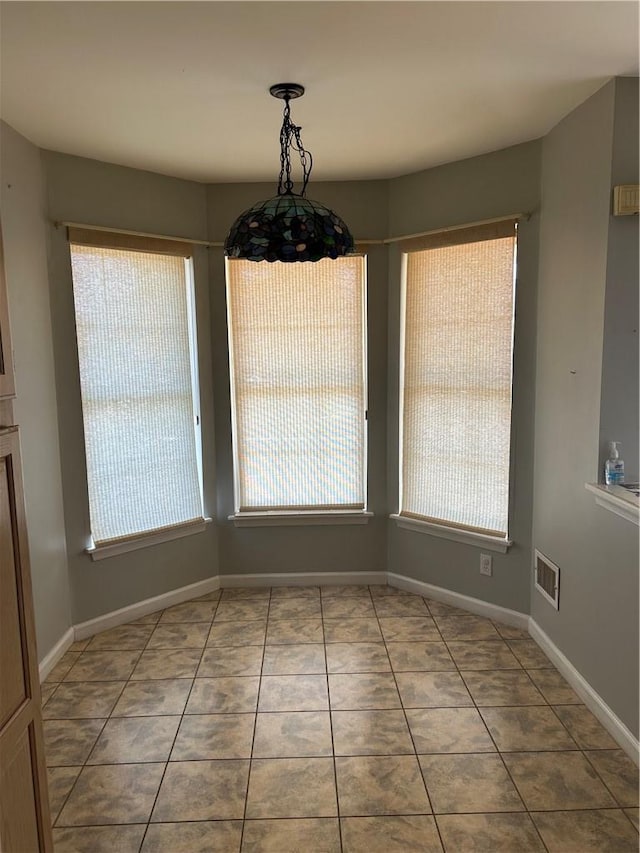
[534,549,560,610]
[613,185,639,216]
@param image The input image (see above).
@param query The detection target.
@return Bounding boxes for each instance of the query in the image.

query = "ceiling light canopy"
[224,84,355,263]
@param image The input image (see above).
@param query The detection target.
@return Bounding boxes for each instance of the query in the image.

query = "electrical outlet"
[480,553,492,576]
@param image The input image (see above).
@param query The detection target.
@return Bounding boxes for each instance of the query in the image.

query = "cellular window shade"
[400,221,516,536]
[227,257,366,511]
[70,242,203,545]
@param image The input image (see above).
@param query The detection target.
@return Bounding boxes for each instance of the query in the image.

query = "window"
[69,229,204,551]
[398,220,517,541]
[226,256,367,517]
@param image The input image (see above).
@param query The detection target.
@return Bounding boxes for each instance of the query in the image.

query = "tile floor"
[41,584,639,852]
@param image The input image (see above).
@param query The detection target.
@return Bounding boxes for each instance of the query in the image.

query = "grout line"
[239,586,271,849]
[325,586,346,851]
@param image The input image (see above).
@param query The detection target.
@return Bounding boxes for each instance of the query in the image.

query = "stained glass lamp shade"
[224,84,355,263]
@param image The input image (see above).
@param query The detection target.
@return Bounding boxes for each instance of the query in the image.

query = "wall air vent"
[613,185,639,216]
[534,549,560,610]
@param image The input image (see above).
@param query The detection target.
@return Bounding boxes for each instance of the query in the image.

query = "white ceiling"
[1,1,638,184]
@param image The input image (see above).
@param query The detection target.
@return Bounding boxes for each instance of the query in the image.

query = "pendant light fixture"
[224,83,355,262]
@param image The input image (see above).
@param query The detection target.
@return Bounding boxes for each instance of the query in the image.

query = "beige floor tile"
[253,711,333,757]
[43,718,106,766]
[585,750,640,806]
[396,671,473,708]
[322,597,376,618]
[329,673,401,710]
[129,610,163,625]
[502,751,617,810]
[63,650,140,682]
[532,809,639,852]
[480,706,578,751]
[185,676,260,713]
[193,589,222,602]
[266,618,324,644]
[246,757,337,818]
[111,679,192,716]
[526,668,581,704]
[42,681,125,719]
[369,585,415,598]
[52,825,147,852]
[341,815,442,852]
[407,707,495,753]
[221,587,271,600]
[131,649,202,680]
[207,619,267,647]
[85,623,154,650]
[332,709,414,755]
[151,759,249,821]
[323,618,383,642]
[146,622,210,649]
[506,639,554,668]
[386,642,456,672]
[378,617,440,642]
[373,597,430,618]
[436,812,545,852]
[40,683,58,705]
[461,670,545,706]
[47,766,81,821]
[433,615,501,641]
[142,821,243,853]
[320,585,372,597]
[160,600,218,622]
[242,818,340,852]
[419,753,523,813]
[44,651,82,683]
[87,715,180,763]
[262,644,326,675]
[197,645,263,677]
[624,808,639,830]
[268,598,322,619]
[270,585,320,600]
[446,640,521,670]
[171,713,255,759]
[259,674,329,711]
[492,622,531,640]
[553,705,619,749]
[214,599,270,622]
[336,755,431,815]
[325,642,391,673]
[423,598,470,616]
[68,638,91,651]
[57,763,165,825]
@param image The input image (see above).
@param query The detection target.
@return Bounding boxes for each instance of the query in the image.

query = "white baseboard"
[73,576,220,641]
[219,571,387,588]
[529,618,639,766]
[387,571,530,630]
[38,627,74,682]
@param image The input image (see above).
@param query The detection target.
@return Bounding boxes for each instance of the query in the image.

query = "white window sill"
[585,483,640,526]
[390,513,512,553]
[86,517,213,561]
[229,511,373,528]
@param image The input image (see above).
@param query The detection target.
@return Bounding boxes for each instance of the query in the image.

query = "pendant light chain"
[277,96,313,197]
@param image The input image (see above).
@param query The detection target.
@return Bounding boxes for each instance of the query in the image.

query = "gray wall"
[386,141,542,614]
[44,151,219,623]
[0,122,72,658]
[207,181,391,576]
[599,77,639,480]
[532,79,639,736]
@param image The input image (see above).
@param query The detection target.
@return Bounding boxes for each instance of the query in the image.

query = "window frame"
[225,254,371,526]
[67,231,209,558]
[393,222,517,551]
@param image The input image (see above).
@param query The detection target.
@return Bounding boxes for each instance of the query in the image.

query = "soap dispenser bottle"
[604,441,625,485]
